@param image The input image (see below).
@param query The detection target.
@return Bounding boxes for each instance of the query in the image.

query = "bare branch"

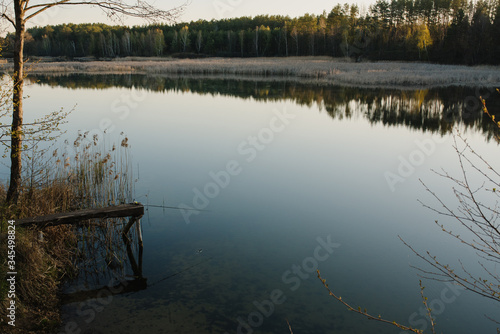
[286,319,294,334]
[0,0,15,28]
[2,12,15,28]
[419,280,436,334]
[317,270,425,334]
[400,236,500,302]
[24,0,189,23]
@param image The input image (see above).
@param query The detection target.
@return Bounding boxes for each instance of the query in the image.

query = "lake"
[18,74,500,333]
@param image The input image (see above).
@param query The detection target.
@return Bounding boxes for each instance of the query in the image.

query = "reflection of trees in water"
[29,74,500,141]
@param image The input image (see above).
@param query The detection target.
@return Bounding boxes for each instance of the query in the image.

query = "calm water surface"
[18,75,500,333]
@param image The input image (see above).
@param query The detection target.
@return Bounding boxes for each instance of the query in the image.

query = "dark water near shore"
[19,74,500,333]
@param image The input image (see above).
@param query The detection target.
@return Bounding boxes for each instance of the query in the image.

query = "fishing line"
[144,204,211,212]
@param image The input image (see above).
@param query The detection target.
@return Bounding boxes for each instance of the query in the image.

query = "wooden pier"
[12,202,147,298]
[15,202,144,247]
[16,203,144,228]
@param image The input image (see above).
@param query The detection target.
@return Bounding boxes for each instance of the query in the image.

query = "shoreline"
[9,57,500,89]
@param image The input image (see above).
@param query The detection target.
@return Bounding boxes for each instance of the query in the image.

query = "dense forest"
[7,0,500,65]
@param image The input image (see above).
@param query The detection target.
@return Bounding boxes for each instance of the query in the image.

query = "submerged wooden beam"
[16,203,144,228]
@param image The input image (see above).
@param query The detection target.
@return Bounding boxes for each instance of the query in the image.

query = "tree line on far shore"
[5,0,500,65]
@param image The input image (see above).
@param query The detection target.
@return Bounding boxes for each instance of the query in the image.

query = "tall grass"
[19,131,133,217]
[62,131,133,208]
[36,132,136,286]
[11,57,500,88]
[0,132,135,332]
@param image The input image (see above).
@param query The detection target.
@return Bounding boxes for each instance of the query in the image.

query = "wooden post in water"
[136,218,143,248]
[122,214,144,246]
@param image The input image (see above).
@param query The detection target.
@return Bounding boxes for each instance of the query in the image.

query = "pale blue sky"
[19,0,374,29]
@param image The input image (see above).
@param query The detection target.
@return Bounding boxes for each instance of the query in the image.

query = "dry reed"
[10,57,500,88]
[0,132,134,333]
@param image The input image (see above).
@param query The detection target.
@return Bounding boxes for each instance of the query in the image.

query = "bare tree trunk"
[310,30,315,56]
[255,26,259,57]
[284,24,288,57]
[196,30,202,53]
[239,30,244,57]
[6,1,25,203]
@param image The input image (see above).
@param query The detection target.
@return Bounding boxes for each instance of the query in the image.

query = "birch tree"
[0,0,186,203]
[179,25,189,52]
[195,30,202,53]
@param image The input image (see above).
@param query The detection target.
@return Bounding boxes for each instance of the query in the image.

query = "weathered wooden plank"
[16,203,144,228]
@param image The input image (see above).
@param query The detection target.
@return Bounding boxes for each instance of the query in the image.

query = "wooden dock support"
[15,202,148,298]
[122,215,143,246]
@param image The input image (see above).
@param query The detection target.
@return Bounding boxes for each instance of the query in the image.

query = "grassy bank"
[0,133,133,333]
[12,57,500,88]
[0,218,76,333]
